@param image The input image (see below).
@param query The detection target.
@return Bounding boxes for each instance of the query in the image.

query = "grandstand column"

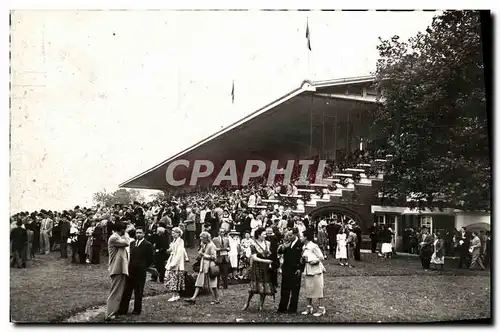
[333,105,337,161]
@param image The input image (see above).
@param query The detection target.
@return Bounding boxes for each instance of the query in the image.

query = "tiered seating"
[263,153,392,213]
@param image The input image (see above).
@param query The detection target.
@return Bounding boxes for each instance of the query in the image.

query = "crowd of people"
[9,147,490,320]
[368,222,491,270]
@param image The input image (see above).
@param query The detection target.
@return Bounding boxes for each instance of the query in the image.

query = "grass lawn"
[10,249,491,323]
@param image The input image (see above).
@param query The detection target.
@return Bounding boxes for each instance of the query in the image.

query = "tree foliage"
[93,188,145,206]
[373,11,490,211]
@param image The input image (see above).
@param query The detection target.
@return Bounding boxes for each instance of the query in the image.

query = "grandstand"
[120,75,490,250]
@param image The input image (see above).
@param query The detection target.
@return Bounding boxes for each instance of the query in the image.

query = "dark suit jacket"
[327,223,340,240]
[60,220,71,240]
[129,239,154,276]
[11,227,27,250]
[278,240,304,288]
[267,234,280,268]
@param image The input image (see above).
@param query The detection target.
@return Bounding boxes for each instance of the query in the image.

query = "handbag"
[208,262,220,278]
[193,257,201,273]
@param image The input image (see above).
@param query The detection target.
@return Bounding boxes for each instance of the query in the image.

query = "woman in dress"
[317,224,329,259]
[336,227,348,266]
[380,225,393,259]
[250,215,262,238]
[164,227,187,302]
[301,230,326,317]
[84,221,96,264]
[239,232,252,279]
[228,230,241,279]
[430,231,445,269]
[220,210,233,233]
[242,227,276,311]
[185,232,220,304]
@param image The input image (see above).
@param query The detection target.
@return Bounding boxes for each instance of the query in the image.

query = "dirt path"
[64,293,172,322]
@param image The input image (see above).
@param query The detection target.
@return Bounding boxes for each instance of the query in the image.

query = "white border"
[2,2,498,331]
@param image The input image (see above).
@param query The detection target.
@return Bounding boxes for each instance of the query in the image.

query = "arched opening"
[309,204,365,226]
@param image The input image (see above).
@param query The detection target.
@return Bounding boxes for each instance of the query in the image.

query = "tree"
[150,191,166,202]
[128,189,145,204]
[372,11,490,211]
[93,190,114,207]
[112,189,133,205]
[93,188,145,206]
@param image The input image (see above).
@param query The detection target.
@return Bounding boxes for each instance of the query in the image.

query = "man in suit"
[277,228,304,314]
[326,219,340,256]
[369,222,379,254]
[212,228,231,289]
[266,227,280,288]
[11,220,28,268]
[458,227,471,269]
[106,222,130,321]
[40,213,53,255]
[59,214,71,259]
[419,226,434,269]
[118,228,154,315]
[353,223,362,261]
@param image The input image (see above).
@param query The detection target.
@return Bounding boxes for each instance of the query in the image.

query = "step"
[297,189,315,193]
[322,178,341,183]
[332,173,353,177]
[344,168,366,173]
[279,194,303,199]
[309,183,329,187]
[261,199,280,203]
[374,159,388,162]
[357,163,372,167]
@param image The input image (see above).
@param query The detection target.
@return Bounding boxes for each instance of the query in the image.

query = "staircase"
[260,157,391,225]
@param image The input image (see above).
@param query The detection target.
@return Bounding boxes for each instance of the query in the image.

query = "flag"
[231,80,235,103]
[305,18,311,51]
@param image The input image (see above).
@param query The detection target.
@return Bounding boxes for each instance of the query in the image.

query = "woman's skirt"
[381,243,392,254]
[336,244,347,259]
[164,270,186,292]
[304,274,324,299]
[248,261,276,295]
[430,253,445,265]
[229,253,238,269]
[195,271,218,289]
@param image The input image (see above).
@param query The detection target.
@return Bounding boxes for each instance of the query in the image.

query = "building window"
[420,216,433,233]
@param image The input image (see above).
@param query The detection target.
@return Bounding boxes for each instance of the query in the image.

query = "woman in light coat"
[164,227,187,302]
[301,230,326,317]
[185,232,220,304]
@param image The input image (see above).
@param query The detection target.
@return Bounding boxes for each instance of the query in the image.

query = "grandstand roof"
[120,75,378,191]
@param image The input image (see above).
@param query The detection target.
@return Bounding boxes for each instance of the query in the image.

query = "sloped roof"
[120,75,376,190]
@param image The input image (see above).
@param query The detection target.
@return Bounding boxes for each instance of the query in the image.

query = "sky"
[10,10,438,213]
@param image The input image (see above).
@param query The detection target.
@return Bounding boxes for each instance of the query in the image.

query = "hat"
[229,229,240,236]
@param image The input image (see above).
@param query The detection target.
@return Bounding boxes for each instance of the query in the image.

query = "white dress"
[336,233,347,259]
[228,236,240,268]
[381,243,393,253]
[430,239,445,265]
